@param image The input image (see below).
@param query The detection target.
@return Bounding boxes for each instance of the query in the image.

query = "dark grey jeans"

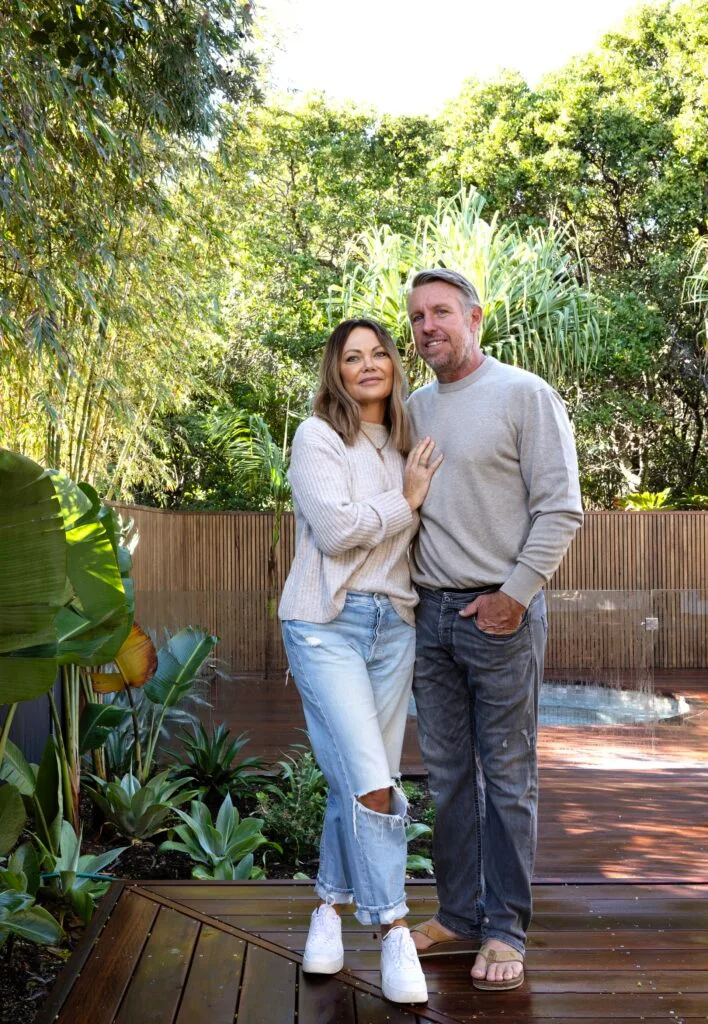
[413,586,547,954]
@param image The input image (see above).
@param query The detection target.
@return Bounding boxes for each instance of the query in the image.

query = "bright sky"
[257,0,652,114]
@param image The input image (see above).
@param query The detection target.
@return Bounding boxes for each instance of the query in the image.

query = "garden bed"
[2,774,435,1024]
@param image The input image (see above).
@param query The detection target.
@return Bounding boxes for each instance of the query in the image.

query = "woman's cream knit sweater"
[278,416,418,625]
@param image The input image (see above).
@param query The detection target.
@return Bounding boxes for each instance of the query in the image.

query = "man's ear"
[469,305,483,331]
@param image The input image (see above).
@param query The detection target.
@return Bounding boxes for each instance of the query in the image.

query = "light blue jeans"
[281,592,415,926]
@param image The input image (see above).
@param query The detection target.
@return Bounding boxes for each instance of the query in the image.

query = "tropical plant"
[405,821,434,876]
[38,821,125,925]
[86,770,196,842]
[0,888,63,952]
[204,409,292,673]
[0,841,41,897]
[331,187,602,390]
[160,793,274,880]
[101,683,210,779]
[0,737,64,857]
[255,745,328,867]
[169,723,268,804]
[92,627,218,783]
[0,451,135,830]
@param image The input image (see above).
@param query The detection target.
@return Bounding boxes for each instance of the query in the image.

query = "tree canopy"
[2,0,706,508]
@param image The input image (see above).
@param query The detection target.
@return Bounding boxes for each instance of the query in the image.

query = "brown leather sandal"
[471,942,525,990]
[410,918,481,957]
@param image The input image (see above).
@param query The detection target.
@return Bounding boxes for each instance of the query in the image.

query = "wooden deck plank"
[356,968,708,993]
[114,907,200,1024]
[425,992,708,1019]
[174,925,245,1024]
[353,990,425,1023]
[55,889,157,1024]
[35,882,124,1024]
[40,877,708,1024]
[236,945,297,1023]
[297,972,357,1024]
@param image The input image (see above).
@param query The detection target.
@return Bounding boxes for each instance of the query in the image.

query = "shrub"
[160,793,275,880]
[86,770,196,841]
[255,746,327,868]
[169,722,268,804]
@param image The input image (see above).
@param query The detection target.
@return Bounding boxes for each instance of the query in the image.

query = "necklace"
[360,425,390,461]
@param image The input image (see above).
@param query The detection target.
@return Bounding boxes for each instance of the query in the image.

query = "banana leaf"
[0,451,134,703]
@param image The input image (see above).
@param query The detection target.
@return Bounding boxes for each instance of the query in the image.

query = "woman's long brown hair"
[313,318,410,454]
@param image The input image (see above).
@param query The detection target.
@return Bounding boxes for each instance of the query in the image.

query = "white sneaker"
[302,904,344,974]
[381,926,428,1004]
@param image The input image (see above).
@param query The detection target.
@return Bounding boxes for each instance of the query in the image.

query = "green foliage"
[332,187,602,390]
[0,888,63,949]
[160,793,274,880]
[169,723,268,804]
[405,822,434,876]
[0,451,133,703]
[138,627,219,782]
[617,489,708,510]
[86,770,196,841]
[0,783,26,857]
[0,842,42,898]
[0,0,258,494]
[102,684,209,778]
[78,703,131,756]
[0,737,64,856]
[39,820,125,924]
[255,746,328,868]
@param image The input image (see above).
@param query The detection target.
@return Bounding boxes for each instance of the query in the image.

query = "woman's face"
[339,327,394,409]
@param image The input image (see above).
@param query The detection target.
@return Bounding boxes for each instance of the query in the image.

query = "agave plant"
[160,793,275,880]
[330,186,601,390]
[86,770,196,841]
[169,722,267,802]
[38,820,126,925]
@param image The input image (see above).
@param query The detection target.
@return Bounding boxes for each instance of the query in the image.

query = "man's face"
[408,281,483,382]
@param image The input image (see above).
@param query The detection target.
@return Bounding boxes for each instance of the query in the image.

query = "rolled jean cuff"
[355,896,410,927]
[482,928,526,956]
[314,879,354,905]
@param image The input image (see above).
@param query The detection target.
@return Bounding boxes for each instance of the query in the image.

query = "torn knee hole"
[356,788,391,813]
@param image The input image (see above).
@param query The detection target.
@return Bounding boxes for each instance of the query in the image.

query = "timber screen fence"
[112,507,707,678]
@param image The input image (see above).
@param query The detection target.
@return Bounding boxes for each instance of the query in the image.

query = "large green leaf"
[34,737,62,854]
[6,842,40,896]
[143,628,218,708]
[78,703,130,755]
[0,783,26,855]
[0,738,36,796]
[2,903,63,944]
[0,452,67,700]
[0,453,134,702]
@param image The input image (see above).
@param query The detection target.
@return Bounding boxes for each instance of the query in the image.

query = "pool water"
[539,682,690,727]
[407,683,690,728]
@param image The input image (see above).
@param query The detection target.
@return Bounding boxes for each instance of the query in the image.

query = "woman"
[279,317,441,1005]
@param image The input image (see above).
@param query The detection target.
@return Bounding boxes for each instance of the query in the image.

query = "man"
[406,268,583,990]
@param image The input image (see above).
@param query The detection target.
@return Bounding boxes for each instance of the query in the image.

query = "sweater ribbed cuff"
[374,489,415,536]
[500,563,546,609]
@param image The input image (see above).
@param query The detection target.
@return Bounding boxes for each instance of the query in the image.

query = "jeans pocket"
[470,610,529,642]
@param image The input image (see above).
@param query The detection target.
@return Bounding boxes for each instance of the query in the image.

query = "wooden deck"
[39,878,708,1023]
[39,669,707,1021]
[208,668,708,773]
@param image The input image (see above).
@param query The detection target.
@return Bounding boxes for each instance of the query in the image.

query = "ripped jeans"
[281,592,415,926]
